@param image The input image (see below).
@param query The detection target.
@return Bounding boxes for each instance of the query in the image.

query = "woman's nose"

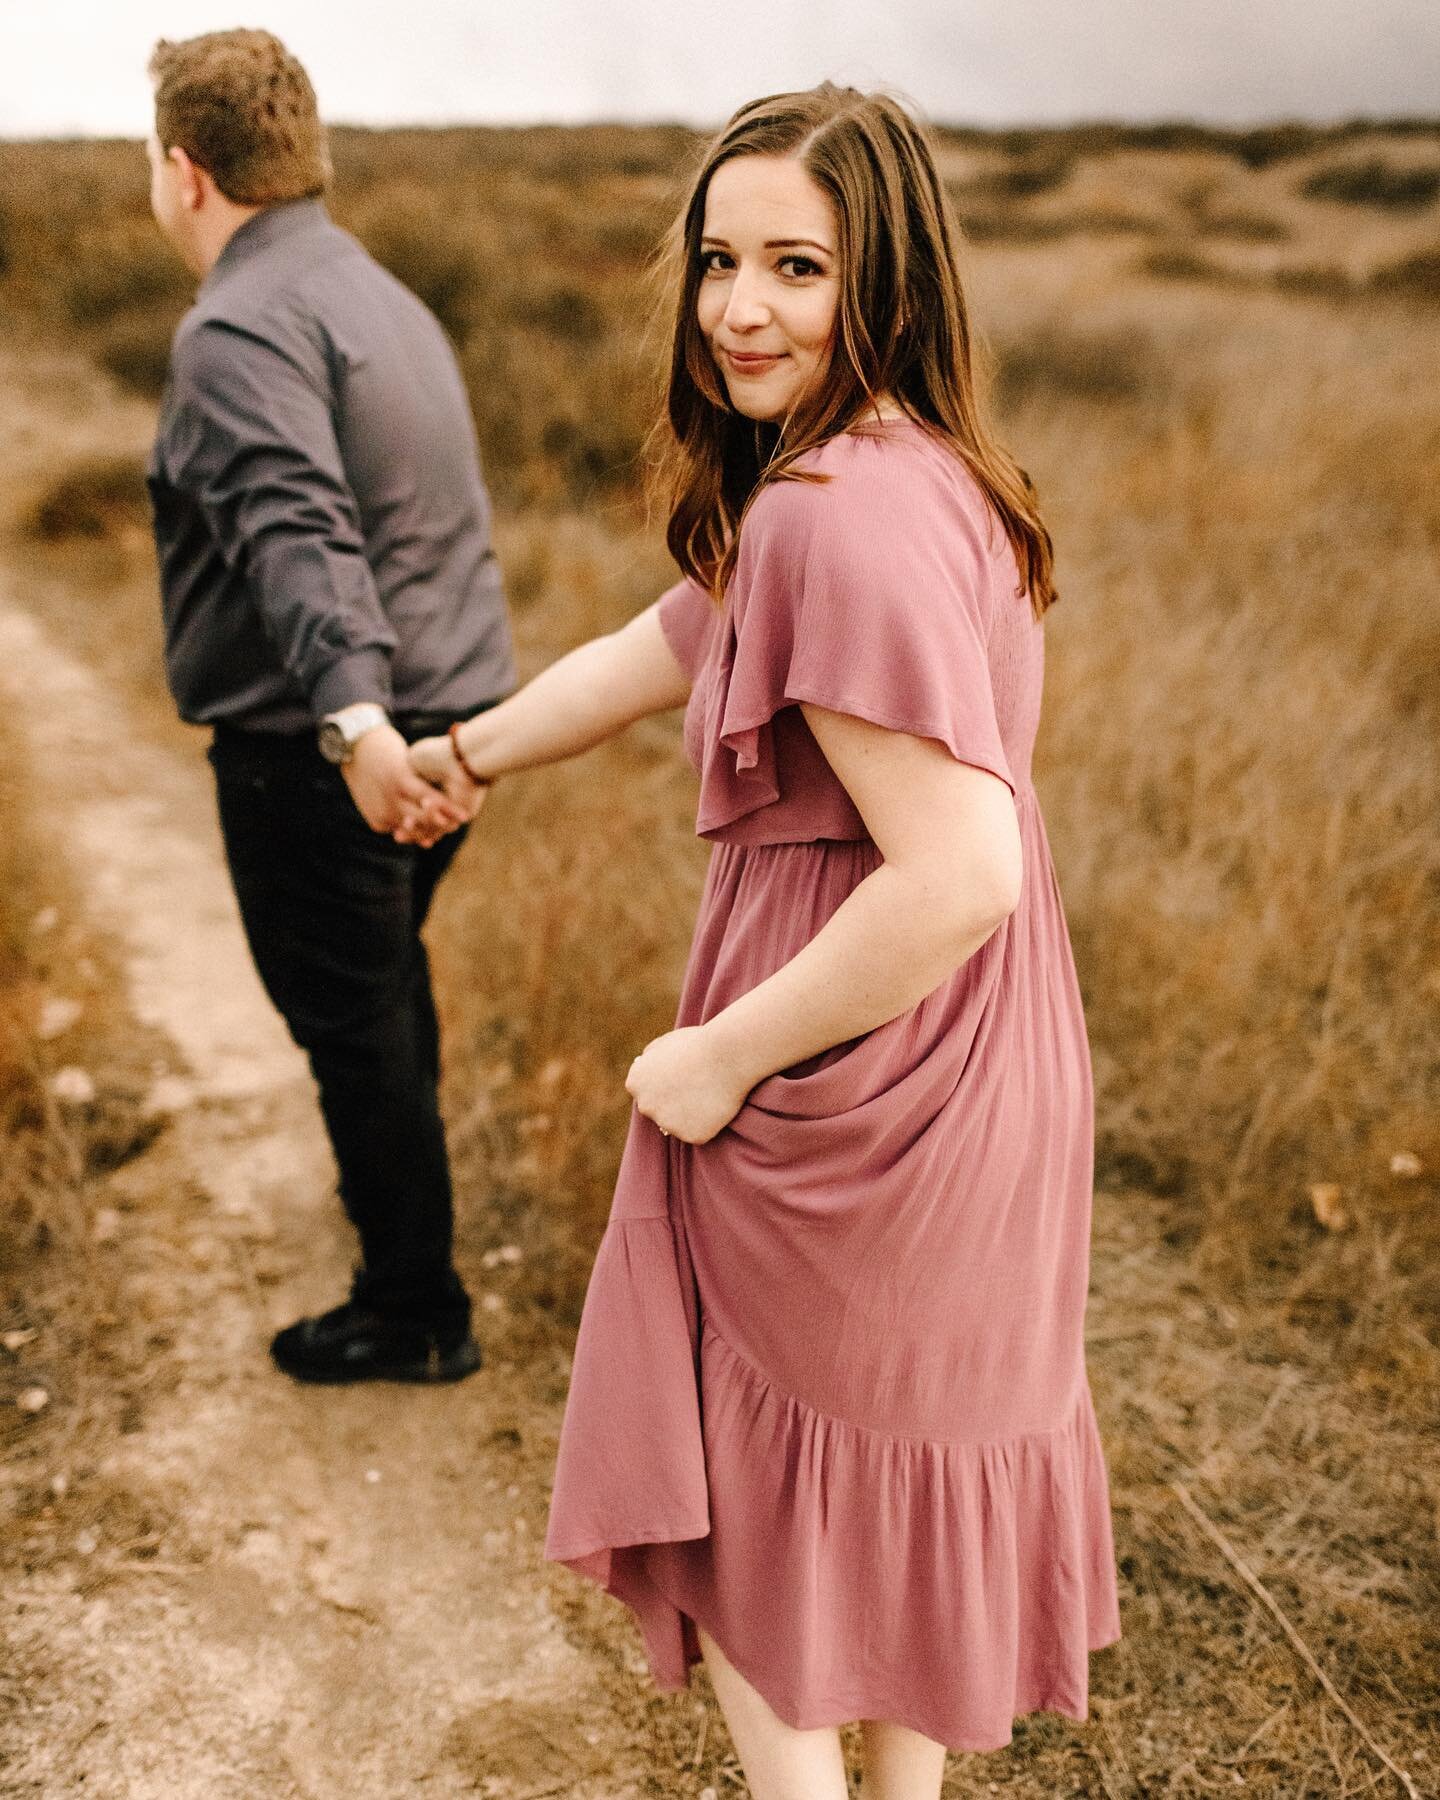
[723,268,771,331]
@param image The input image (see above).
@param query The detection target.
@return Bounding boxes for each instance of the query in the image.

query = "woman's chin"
[723,384,789,425]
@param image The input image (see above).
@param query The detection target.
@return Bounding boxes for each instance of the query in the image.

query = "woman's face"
[697,154,841,425]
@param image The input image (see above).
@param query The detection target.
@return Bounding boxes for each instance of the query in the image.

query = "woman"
[411,84,1122,1800]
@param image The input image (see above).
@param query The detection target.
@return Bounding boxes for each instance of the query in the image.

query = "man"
[144,28,514,1384]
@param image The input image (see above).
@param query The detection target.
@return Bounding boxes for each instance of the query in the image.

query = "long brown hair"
[652,84,1057,618]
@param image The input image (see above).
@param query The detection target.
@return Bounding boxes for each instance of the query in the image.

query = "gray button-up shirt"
[147,197,516,731]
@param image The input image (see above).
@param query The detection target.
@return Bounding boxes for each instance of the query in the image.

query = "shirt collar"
[201,195,330,292]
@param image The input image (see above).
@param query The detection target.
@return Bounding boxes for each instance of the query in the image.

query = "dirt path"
[0,550,640,1794]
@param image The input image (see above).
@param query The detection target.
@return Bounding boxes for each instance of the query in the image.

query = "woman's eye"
[780,256,822,278]
[699,250,733,275]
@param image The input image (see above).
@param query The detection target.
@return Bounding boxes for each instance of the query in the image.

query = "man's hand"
[342,723,473,846]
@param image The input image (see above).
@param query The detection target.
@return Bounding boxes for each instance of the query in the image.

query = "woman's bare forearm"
[703,859,1013,1092]
[452,604,689,780]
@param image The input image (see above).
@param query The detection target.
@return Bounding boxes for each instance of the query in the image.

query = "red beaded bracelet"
[449,720,492,787]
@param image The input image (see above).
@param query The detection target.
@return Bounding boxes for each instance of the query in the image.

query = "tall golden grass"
[2,117,1437,1792]
[4,123,1437,1326]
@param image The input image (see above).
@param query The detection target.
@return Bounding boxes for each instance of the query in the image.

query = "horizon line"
[5,109,1439,146]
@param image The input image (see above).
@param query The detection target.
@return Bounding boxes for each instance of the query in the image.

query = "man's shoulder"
[173,228,359,385]
[194,215,349,323]
[193,219,438,365]
[170,290,320,396]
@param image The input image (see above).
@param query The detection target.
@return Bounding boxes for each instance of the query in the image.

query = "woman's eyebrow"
[698,235,833,254]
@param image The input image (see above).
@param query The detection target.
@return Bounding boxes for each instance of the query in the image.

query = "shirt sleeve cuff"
[310,647,395,721]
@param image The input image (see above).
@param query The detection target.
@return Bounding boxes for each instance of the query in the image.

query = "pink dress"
[543,417,1122,1752]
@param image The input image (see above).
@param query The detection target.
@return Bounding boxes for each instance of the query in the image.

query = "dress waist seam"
[704,783,1037,852]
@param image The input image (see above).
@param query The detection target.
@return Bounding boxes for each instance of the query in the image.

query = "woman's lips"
[722,348,785,374]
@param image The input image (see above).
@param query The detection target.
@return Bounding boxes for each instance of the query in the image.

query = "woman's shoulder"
[745,420,997,564]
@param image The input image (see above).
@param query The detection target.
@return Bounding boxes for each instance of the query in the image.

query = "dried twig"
[692,1702,710,1769]
[1171,1481,1422,1800]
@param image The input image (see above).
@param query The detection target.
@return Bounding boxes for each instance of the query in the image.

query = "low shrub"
[955,204,1164,244]
[1272,264,1357,300]
[1369,245,1440,303]
[1136,246,1237,283]
[25,457,151,543]
[92,309,178,399]
[1193,209,1291,243]
[991,325,1163,410]
[59,223,188,327]
[953,156,1074,205]
[1301,159,1440,209]
[956,211,1074,245]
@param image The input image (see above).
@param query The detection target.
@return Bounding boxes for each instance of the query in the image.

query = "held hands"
[625,1024,757,1145]
[343,723,482,848]
[408,731,482,809]
[403,731,492,847]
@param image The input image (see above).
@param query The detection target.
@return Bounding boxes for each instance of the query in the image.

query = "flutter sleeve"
[655,576,719,683]
[712,437,1016,823]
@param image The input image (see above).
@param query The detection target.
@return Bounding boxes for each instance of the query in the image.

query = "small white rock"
[364,1468,381,1485]
[480,1293,505,1313]
[50,1473,69,1499]
[1389,1150,1424,1178]
[91,1208,123,1245]
[2,1328,38,1352]
[75,1529,99,1556]
[17,1387,51,1415]
[50,1067,96,1106]
[30,906,59,935]
[144,1075,197,1116]
[37,997,82,1041]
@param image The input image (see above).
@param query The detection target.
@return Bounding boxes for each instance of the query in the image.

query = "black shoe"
[269,1301,482,1385]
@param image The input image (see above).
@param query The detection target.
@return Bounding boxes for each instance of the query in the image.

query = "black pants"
[208,717,480,1336]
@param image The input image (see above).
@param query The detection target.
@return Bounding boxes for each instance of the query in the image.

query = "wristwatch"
[317,701,389,765]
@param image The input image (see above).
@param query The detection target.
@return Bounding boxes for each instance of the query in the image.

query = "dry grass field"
[0,118,1437,1797]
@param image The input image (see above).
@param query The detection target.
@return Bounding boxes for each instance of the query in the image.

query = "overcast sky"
[1,0,1436,137]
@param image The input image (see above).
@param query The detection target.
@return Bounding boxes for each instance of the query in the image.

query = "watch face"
[318,721,349,764]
